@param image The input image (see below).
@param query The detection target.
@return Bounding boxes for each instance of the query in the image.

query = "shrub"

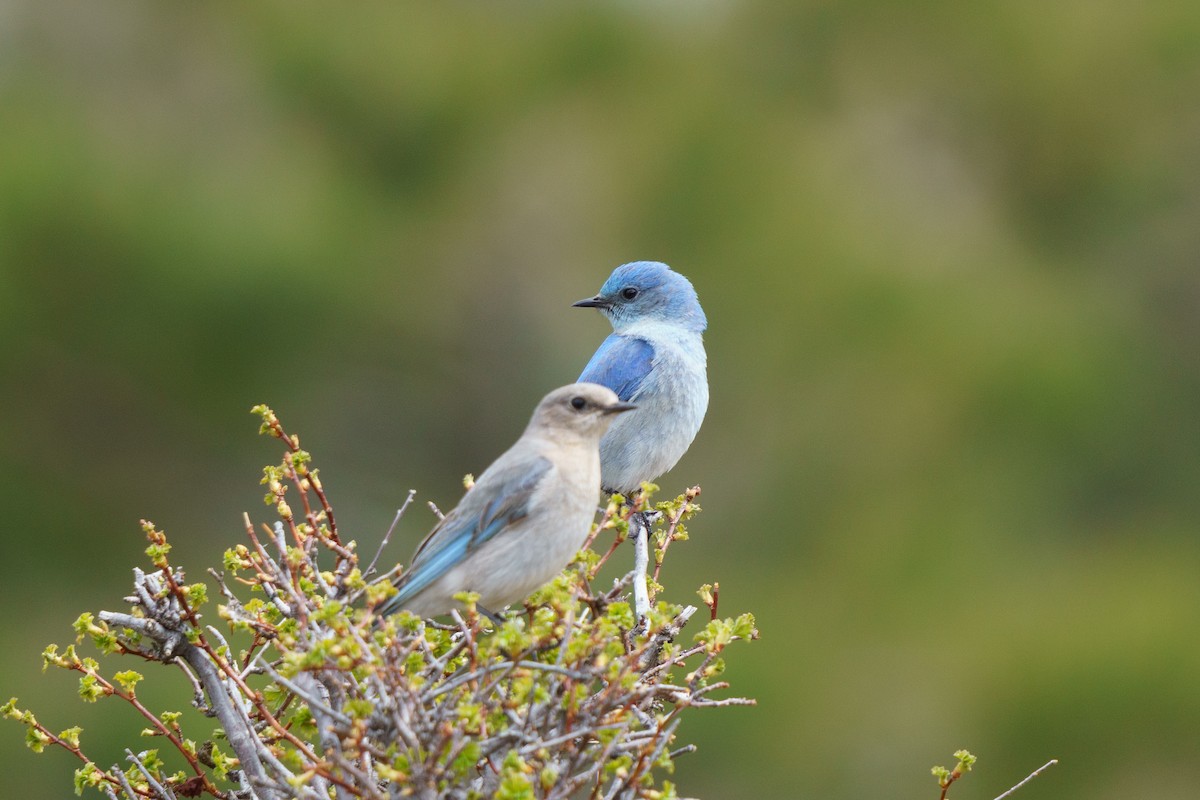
[7,406,756,800]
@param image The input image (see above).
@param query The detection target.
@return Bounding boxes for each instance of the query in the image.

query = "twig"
[993,759,1058,800]
[638,605,696,670]
[253,654,352,725]
[124,749,175,800]
[258,413,342,544]
[113,765,144,800]
[170,657,210,717]
[365,489,417,578]
[589,529,627,575]
[580,503,617,552]
[651,486,700,586]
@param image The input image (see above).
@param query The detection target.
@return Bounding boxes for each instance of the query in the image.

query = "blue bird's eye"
[621,287,639,300]
[570,396,587,410]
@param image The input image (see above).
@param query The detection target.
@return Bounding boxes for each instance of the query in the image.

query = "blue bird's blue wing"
[578,335,654,402]
[387,457,553,610]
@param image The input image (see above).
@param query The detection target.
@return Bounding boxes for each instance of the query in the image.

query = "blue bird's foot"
[630,510,662,541]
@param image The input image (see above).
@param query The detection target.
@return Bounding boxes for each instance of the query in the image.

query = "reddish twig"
[651,486,700,586]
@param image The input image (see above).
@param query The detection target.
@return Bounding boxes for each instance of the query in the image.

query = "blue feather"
[389,458,552,609]
[578,335,654,402]
[390,533,471,604]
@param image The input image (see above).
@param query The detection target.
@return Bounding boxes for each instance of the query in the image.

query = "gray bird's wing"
[390,455,554,607]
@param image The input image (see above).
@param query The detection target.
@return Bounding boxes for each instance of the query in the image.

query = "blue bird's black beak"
[572,295,611,309]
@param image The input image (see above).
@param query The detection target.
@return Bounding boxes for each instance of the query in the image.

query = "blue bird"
[574,261,708,495]
[379,383,635,619]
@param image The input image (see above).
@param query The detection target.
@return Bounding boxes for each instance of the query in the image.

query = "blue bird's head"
[572,261,707,333]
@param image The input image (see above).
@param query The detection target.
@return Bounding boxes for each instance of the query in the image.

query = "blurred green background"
[4,2,1200,798]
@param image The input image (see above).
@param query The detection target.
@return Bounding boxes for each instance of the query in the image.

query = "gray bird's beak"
[572,295,611,309]
[602,401,637,415]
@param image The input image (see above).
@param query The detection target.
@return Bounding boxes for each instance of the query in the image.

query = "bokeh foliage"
[3,2,1199,798]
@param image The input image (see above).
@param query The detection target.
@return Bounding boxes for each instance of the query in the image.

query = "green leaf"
[604,753,633,777]
[58,726,82,749]
[72,613,95,639]
[450,741,480,778]
[653,781,681,800]
[223,546,251,572]
[78,674,106,703]
[291,449,312,469]
[0,698,21,720]
[251,404,280,437]
[113,670,143,694]
[693,613,757,652]
[365,580,398,608]
[311,599,344,623]
[456,702,484,732]
[496,751,534,800]
[344,699,374,720]
[41,644,65,671]
[185,583,208,608]
[144,541,171,568]
[25,725,52,753]
[605,601,635,629]
[73,762,105,796]
[452,590,481,608]
[209,742,235,780]
[136,748,164,773]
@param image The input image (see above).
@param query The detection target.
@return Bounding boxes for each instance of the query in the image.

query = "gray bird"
[378,383,636,619]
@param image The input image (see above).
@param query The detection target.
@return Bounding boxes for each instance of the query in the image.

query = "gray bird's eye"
[570,396,587,410]
[621,287,639,300]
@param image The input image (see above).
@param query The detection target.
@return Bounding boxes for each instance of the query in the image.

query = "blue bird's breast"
[580,325,708,493]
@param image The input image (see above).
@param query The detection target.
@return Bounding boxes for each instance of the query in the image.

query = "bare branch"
[124,749,176,800]
[993,759,1059,800]
[365,489,417,578]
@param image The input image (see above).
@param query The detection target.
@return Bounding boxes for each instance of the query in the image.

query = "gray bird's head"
[528,383,637,439]
[573,261,707,334]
